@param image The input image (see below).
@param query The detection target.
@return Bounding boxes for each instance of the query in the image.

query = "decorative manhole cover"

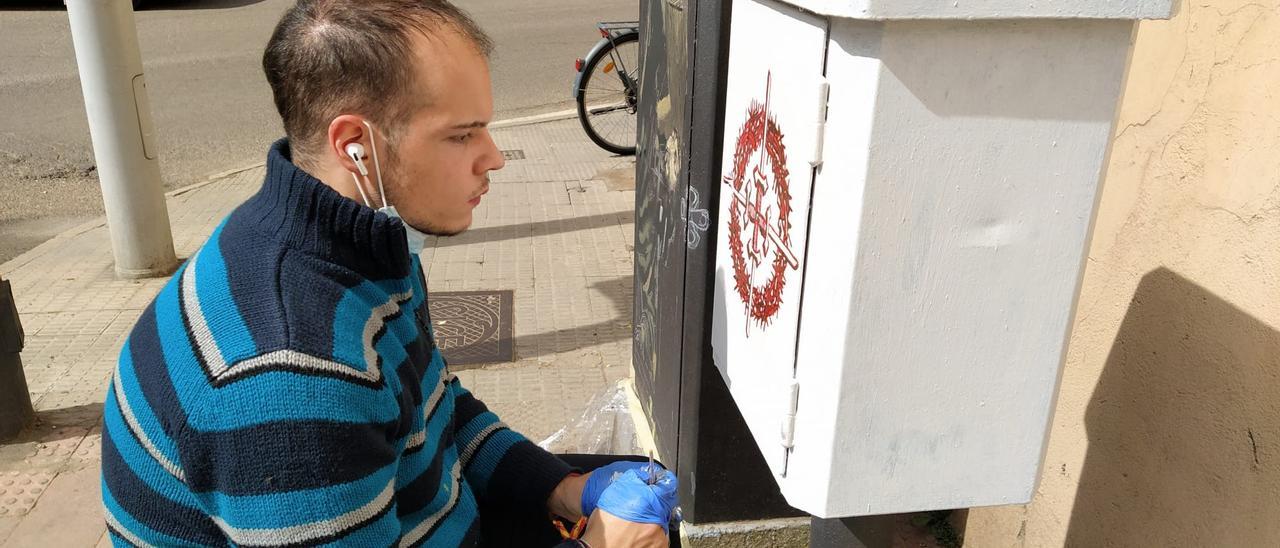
[429,290,514,369]
[501,149,526,161]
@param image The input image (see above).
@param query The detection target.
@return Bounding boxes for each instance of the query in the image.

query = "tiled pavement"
[0,117,637,545]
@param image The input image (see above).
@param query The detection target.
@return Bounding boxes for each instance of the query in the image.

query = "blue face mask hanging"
[349,120,430,257]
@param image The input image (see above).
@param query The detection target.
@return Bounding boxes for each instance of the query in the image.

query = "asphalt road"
[0,0,637,264]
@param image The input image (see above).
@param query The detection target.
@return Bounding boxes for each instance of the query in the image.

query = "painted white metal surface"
[711,0,827,478]
[774,0,1174,20]
[711,0,1153,519]
[795,17,1136,517]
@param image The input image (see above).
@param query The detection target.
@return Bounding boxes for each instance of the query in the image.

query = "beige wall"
[963,1,1280,546]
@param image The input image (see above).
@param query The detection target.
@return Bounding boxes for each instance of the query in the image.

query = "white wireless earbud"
[345,142,369,176]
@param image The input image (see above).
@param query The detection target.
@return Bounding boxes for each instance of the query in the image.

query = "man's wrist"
[548,472,589,520]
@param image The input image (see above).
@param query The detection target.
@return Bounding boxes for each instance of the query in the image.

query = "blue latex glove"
[580,461,662,519]
[595,468,680,533]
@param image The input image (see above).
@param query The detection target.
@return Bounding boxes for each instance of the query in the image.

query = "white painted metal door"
[711,0,828,477]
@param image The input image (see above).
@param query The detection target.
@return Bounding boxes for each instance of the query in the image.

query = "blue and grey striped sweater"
[101,140,572,546]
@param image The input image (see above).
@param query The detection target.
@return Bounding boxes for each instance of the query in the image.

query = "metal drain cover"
[429,290,514,369]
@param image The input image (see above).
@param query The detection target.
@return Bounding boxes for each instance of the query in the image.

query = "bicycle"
[572,21,640,156]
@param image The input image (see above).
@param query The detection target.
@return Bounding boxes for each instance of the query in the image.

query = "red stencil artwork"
[723,72,801,332]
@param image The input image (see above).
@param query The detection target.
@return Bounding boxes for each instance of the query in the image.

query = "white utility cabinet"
[711,0,1174,518]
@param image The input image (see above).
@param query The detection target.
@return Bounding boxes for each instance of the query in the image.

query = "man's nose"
[483,131,505,172]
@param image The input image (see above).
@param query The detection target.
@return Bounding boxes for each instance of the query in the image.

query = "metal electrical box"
[710,0,1174,518]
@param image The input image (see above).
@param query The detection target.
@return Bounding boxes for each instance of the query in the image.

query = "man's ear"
[328,114,372,177]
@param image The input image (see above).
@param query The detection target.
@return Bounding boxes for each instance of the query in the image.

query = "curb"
[2,109,576,276]
[489,108,578,130]
[0,163,265,276]
[168,162,265,197]
[681,518,811,548]
[0,216,106,276]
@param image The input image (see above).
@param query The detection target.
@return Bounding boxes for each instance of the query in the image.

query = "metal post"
[66,0,178,279]
[0,276,34,441]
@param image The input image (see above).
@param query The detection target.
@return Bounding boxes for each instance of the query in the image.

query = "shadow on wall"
[1067,268,1280,546]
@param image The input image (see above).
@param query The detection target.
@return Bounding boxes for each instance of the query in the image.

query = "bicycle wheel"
[576,32,640,156]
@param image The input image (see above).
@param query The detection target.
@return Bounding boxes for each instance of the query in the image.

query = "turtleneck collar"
[239,139,412,279]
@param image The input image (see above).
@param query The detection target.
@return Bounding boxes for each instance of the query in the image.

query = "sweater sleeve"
[175,365,404,546]
[450,379,575,513]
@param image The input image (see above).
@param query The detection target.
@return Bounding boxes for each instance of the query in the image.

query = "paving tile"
[0,516,20,544]
[0,471,57,518]
[2,463,105,547]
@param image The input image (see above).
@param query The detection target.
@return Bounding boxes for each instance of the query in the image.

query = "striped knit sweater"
[101,140,573,546]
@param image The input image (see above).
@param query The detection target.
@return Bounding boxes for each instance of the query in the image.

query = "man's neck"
[298,154,368,206]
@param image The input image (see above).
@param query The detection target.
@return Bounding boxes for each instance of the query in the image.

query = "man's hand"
[580,509,669,548]
[579,468,679,547]
[580,461,665,519]
[547,460,672,522]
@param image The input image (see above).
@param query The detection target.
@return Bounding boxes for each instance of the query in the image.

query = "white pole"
[66,0,177,278]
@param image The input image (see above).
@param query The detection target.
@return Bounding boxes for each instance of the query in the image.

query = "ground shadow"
[433,211,634,249]
[1066,268,1280,546]
[510,275,633,361]
[0,402,103,450]
[810,510,968,548]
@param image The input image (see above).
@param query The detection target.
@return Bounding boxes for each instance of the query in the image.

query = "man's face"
[381,29,504,236]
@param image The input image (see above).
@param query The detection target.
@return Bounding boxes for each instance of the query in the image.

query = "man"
[99,1,677,546]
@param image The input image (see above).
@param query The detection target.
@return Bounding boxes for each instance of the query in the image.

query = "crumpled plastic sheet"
[538,380,641,455]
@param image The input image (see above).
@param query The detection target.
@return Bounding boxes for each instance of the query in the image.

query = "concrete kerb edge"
[0,217,106,276]
[680,516,811,548]
[167,162,265,198]
[681,517,812,538]
[489,108,578,130]
[1,109,574,276]
[0,163,264,276]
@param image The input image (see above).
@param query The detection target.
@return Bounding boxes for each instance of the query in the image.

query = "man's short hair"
[263,0,493,167]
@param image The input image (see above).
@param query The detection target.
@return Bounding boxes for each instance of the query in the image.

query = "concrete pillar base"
[114,258,180,280]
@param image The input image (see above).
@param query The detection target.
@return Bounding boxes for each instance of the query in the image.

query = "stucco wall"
[963,1,1280,546]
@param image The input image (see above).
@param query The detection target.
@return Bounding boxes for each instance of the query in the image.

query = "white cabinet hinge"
[781,378,800,475]
[809,78,830,167]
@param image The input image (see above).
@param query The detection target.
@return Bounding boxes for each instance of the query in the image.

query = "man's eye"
[450,133,472,143]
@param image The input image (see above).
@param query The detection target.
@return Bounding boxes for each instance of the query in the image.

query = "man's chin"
[417,210,473,237]
[426,219,472,237]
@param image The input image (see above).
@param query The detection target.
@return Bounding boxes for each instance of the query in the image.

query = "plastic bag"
[538,380,641,455]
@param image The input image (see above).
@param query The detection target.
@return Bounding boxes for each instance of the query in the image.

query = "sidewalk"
[0,117,638,545]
